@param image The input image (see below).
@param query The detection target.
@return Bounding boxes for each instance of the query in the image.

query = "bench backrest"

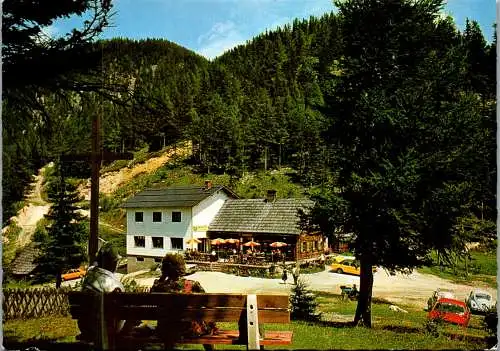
[68,292,289,323]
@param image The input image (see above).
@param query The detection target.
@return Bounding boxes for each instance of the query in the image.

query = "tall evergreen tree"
[36,165,88,288]
[304,0,491,327]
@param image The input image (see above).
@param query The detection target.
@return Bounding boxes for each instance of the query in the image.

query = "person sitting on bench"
[77,245,126,341]
[151,253,218,348]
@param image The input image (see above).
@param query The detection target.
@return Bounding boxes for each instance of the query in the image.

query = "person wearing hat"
[77,244,126,342]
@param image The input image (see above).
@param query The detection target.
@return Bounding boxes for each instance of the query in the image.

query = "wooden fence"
[3,285,152,320]
[3,287,72,319]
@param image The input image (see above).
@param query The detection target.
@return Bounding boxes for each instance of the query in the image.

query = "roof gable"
[122,185,238,209]
[208,198,314,235]
[10,243,40,276]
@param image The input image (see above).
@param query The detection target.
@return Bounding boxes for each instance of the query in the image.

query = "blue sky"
[53,0,496,60]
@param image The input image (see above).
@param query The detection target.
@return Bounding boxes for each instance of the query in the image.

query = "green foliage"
[35,168,88,287]
[290,278,321,321]
[120,277,147,292]
[33,217,50,244]
[2,222,23,267]
[101,159,129,173]
[302,0,495,327]
[423,318,444,338]
[233,171,305,199]
[419,249,497,287]
[99,194,121,212]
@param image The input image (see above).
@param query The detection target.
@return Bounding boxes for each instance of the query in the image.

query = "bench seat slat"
[103,293,288,309]
[110,307,290,323]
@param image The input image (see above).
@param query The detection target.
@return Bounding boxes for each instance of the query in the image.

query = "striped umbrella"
[243,240,260,248]
[225,238,240,244]
[210,238,226,245]
[270,242,288,248]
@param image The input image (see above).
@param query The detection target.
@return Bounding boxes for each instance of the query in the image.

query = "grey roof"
[10,243,40,276]
[208,198,314,236]
[122,185,238,208]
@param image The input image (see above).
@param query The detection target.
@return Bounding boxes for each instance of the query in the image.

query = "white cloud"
[197,20,246,59]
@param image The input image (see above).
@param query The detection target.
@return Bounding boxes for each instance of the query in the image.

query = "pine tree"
[289,278,321,321]
[36,165,88,288]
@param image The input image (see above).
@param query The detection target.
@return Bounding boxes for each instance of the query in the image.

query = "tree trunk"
[354,258,374,327]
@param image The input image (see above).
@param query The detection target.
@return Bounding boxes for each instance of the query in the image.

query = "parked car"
[466,289,494,314]
[61,267,86,281]
[427,288,455,311]
[331,259,377,276]
[428,298,471,327]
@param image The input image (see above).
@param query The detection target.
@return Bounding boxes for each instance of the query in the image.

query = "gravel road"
[134,267,496,308]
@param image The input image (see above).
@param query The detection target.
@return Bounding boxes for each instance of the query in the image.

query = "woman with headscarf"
[151,253,218,349]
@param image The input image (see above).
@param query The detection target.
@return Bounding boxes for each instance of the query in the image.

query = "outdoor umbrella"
[225,238,240,244]
[211,238,226,245]
[270,242,288,248]
[243,240,261,247]
[186,238,202,245]
[186,238,202,249]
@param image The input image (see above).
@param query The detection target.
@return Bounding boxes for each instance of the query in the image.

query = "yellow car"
[331,259,377,276]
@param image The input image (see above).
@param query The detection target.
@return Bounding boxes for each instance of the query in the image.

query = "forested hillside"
[2,10,495,227]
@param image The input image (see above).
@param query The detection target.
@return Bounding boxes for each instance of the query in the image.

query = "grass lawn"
[4,292,490,350]
[418,250,497,288]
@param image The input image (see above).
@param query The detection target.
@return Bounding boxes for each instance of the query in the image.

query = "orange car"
[61,267,86,281]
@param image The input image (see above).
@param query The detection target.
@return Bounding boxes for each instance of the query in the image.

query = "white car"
[466,289,494,314]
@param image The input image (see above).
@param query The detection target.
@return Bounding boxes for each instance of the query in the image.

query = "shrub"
[99,194,120,213]
[3,222,23,267]
[423,317,443,338]
[290,278,321,321]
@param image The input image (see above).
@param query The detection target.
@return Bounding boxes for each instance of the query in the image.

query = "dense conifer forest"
[3,10,495,226]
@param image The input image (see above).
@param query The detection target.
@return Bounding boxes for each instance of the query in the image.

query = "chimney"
[204,180,213,190]
[266,189,277,203]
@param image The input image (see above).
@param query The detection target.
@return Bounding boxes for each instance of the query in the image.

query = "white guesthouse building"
[122,181,238,272]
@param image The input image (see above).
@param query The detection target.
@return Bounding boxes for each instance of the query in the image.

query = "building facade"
[123,181,237,272]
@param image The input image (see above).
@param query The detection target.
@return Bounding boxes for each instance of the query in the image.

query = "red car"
[428,298,471,327]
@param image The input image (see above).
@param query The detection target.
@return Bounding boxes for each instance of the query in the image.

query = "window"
[134,236,145,247]
[172,211,182,222]
[153,212,162,222]
[152,237,164,249]
[135,212,144,222]
[171,238,183,250]
[301,242,307,253]
[154,258,162,263]
[136,257,144,262]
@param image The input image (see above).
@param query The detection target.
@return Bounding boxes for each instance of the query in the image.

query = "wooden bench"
[68,291,292,350]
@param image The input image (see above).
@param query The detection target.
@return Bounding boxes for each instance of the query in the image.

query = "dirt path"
[2,166,50,247]
[134,267,496,309]
[78,142,191,200]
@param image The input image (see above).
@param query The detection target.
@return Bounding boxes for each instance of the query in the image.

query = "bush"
[99,194,120,213]
[120,277,147,292]
[3,222,23,267]
[33,217,50,243]
[423,318,443,338]
[290,278,321,321]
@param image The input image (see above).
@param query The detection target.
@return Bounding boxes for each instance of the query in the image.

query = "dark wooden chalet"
[207,190,324,261]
